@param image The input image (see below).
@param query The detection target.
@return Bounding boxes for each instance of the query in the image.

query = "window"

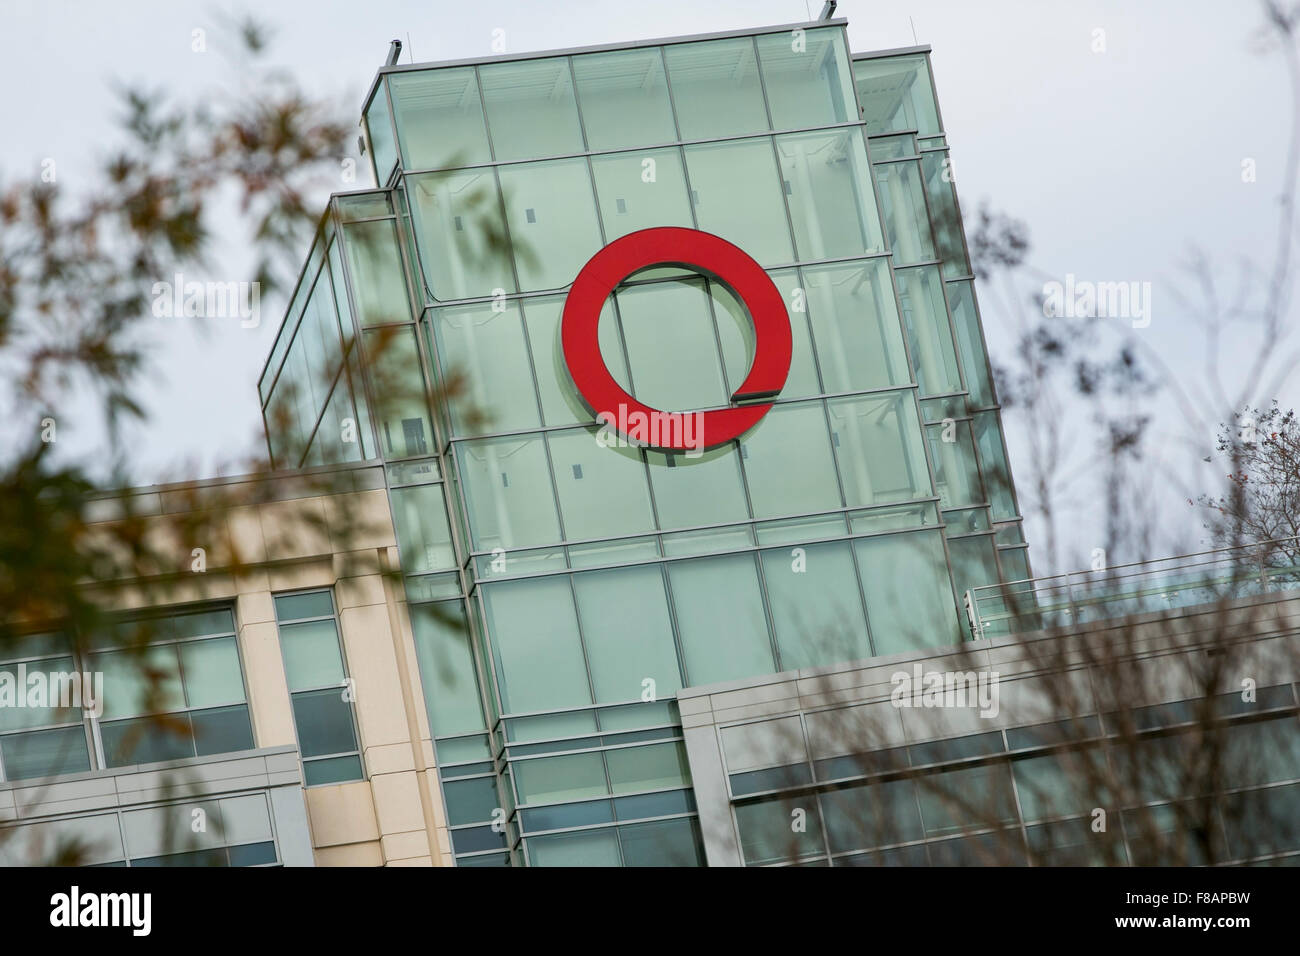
[589,148,694,241]
[457,434,562,550]
[875,159,937,265]
[829,391,932,507]
[853,54,941,136]
[410,601,487,738]
[389,67,491,170]
[760,541,872,669]
[853,530,960,652]
[802,259,910,394]
[0,634,92,782]
[757,28,855,131]
[776,129,885,261]
[363,327,433,459]
[483,576,590,714]
[407,169,515,300]
[684,138,793,267]
[921,150,972,278]
[429,300,540,435]
[340,218,412,327]
[664,37,769,140]
[572,48,677,150]
[479,57,585,161]
[668,554,774,685]
[497,158,603,292]
[91,608,254,768]
[273,592,364,786]
[364,81,398,182]
[613,275,729,412]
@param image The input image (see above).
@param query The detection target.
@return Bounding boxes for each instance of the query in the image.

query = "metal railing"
[965,538,1300,640]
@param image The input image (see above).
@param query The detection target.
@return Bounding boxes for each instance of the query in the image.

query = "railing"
[965,538,1300,640]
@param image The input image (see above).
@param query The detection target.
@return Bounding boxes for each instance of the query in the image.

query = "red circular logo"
[561,227,792,453]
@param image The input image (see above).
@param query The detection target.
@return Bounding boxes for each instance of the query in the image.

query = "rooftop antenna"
[406,32,414,63]
[819,1,837,19]
[910,17,918,43]
[386,39,402,66]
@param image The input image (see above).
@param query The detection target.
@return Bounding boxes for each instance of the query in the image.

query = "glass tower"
[256,19,1027,866]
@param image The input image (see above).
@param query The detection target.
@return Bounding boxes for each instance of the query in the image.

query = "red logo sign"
[561,227,792,453]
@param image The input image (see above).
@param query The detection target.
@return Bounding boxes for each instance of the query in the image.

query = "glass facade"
[0,608,254,782]
[721,685,1300,866]
[259,21,1028,865]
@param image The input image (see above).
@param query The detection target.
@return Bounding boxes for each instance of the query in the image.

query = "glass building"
[256,16,1028,866]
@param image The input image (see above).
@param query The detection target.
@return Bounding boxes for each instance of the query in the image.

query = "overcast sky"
[2,0,1294,574]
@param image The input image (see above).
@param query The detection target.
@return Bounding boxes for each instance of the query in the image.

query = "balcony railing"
[965,538,1300,640]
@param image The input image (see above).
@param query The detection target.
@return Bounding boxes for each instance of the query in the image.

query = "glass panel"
[391,483,456,573]
[828,391,931,507]
[922,151,972,278]
[613,276,729,412]
[364,80,397,181]
[742,402,841,519]
[479,57,585,162]
[947,533,1001,601]
[875,158,936,265]
[946,280,994,407]
[92,645,183,720]
[761,541,872,669]
[278,620,345,692]
[927,419,983,508]
[407,168,515,300]
[646,444,750,531]
[590,148,694,241]
[853,530,960,652]
[668,554,774,685]
[820,780,923,851]
[0,656,80,731]
[619,817,704,866]
[897,266,960,395]
[443,776,501,827]
[866,134,916,160]
[191,705,254,757]
[606,741,690,794]
[684,138,793,267]
[364,327,433,459]
[179,638,245,708]
[430,300,540,434]
[0,727,91,781]
[776,129,885,261]
[573,565,681,704]
[853,54,940,136]
[389,67,491,169]
[523,296,626,427]
[497,158,602,292]
[273,591,333,621]
[303,754,363,786]
[573,48,677,150]
[100,716,193,767]
[411,602,486,737]
[458,434,561,550]
[293,688,357,758]
[665,37,768,139]
[735,795,824,864]
[528,828,622,866]
[713,268,820,400]
[340,219,411,326]
[547,427,655,541]
[1000,547,1031,583]
[757,28,854,130]
[973,411,1018,521]
[802,259,910,393]
[514,751,608,804]
[483,576,590,713]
